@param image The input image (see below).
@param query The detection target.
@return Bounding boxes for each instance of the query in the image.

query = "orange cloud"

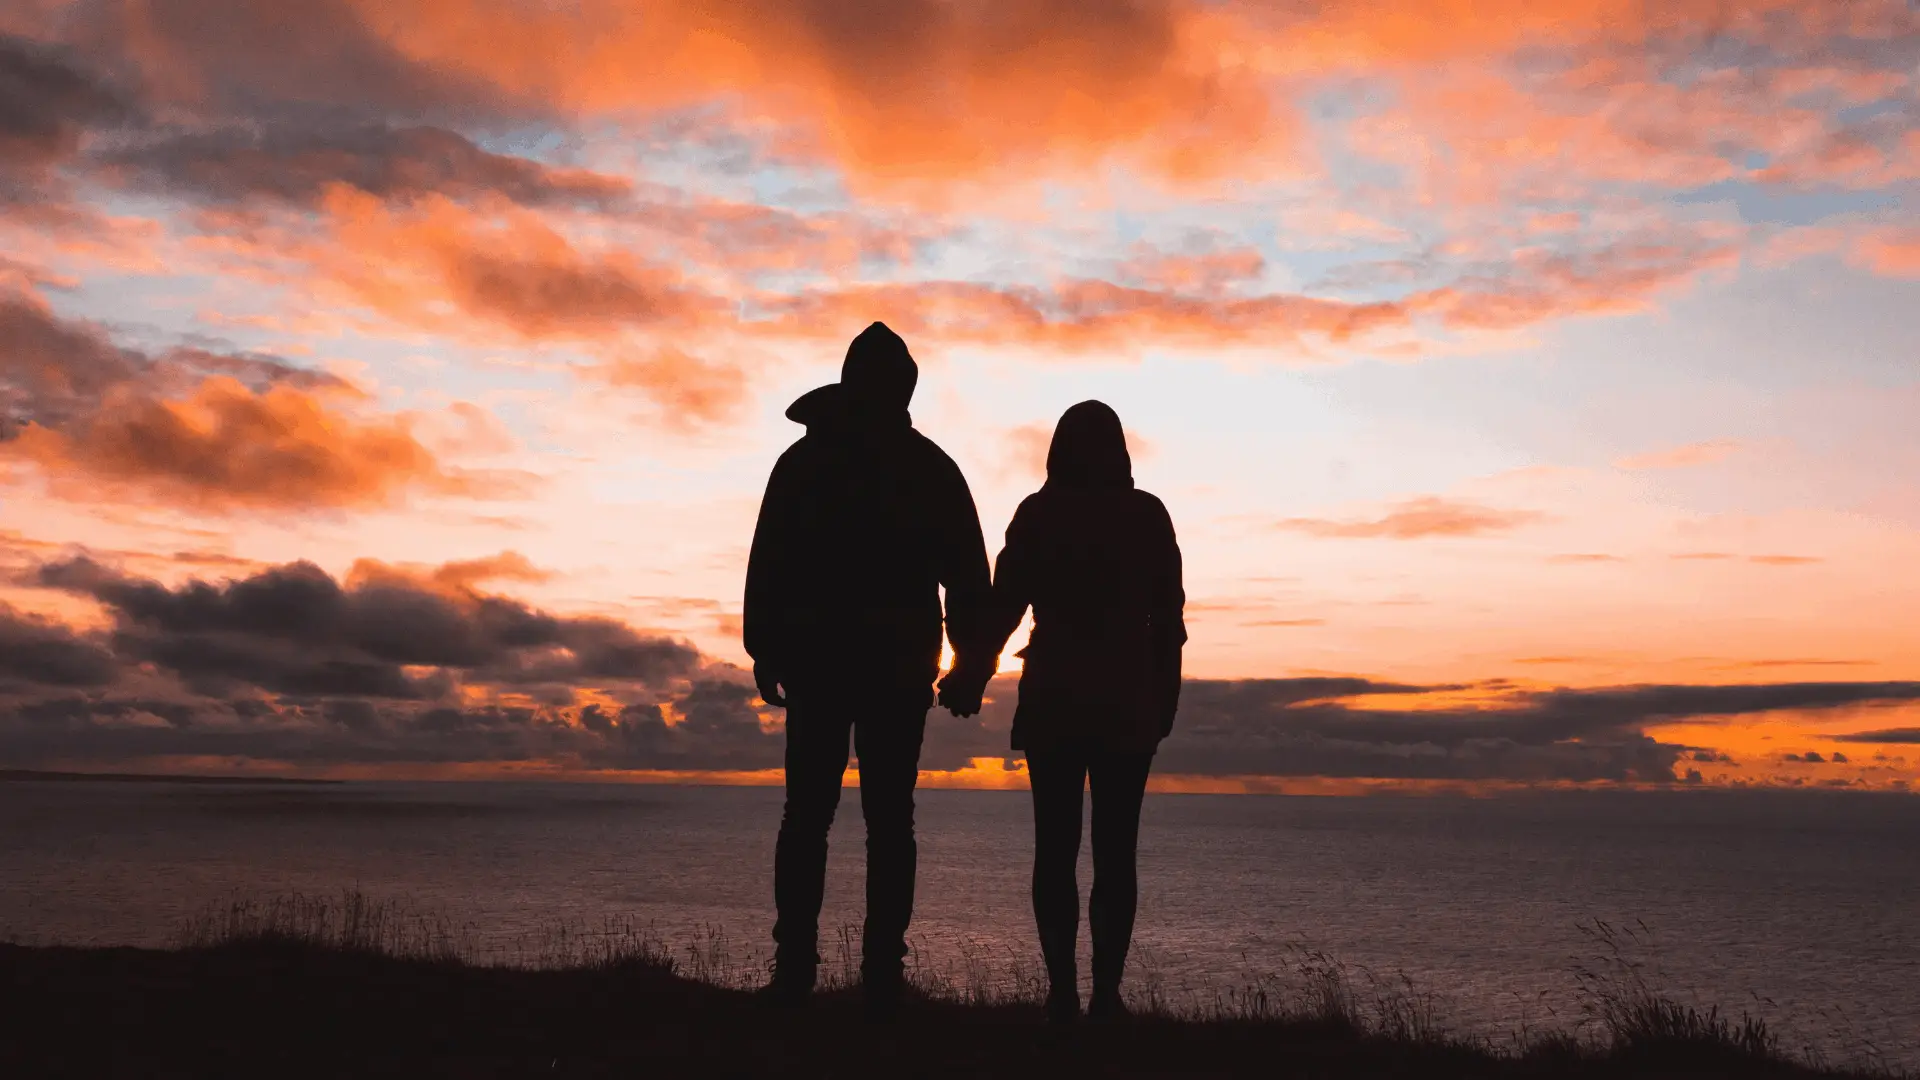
[263,190,1412,358]
[220,191,1424,359]
[750,278,1409,355]
[626,198,934,277]
[1664,552,1828,568]
[1753,126,1920,190]
[1406,236,1741,331]
[17,0,1903,468]
[26,0,1913,219]
[8,376,500,511]
[88,0,1904,191]
[429,551,551,589]
[347,0,1287,188]
[1852,226,1920,277]
[227,198,1783,375]
[1232,0,1883,69]
[1616,439,1742,470]
[590,348,749,429]
[0,284,537,512]
[42,0,1285,192]
[308,188,719,340]
[104,123,635,209]
[1276,496,1545,539]
[1114,245,1268,293]
[344,550,554,597]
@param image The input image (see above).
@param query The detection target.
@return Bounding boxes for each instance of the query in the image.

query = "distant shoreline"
[0,769,344,786]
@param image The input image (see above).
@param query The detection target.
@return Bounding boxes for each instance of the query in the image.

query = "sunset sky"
[2,0,1917,792]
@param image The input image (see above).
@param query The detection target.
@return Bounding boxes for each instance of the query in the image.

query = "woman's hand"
[937,660,993,717]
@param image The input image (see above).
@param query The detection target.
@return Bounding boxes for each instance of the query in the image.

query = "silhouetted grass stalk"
[172,892,1907,1076]
[1575,919,1776,1057]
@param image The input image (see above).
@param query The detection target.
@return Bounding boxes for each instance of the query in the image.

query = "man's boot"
[862,961,905,1022]
[757,952,817,1008]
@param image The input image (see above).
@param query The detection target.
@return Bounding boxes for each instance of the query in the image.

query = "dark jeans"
[1027,747,1154,994]
[772,691,928,985]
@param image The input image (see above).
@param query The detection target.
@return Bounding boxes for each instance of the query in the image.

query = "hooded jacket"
[984,401,1186,752]
[743,325,993,702]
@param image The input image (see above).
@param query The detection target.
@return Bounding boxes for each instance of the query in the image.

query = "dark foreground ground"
[0,940,1898,1080]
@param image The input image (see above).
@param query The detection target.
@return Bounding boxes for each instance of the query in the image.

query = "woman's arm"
[983,497,1040,662]
[1147,496,1187,737]
[939,496,1037,715]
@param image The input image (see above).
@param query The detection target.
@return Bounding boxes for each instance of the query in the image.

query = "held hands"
[760,661,992,714]
[937,657,995,718]
[753,664,788,708]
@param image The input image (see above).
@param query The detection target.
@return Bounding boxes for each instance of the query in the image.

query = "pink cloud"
[1851,226,1920,277]
[1616,440,1743,470]
[1276,496,1545,540]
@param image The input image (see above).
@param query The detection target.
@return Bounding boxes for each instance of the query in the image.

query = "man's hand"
[937,659,993,718]
[754,664,788,708]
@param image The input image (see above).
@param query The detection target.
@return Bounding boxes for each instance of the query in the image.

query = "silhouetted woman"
[980,401,1185,1023]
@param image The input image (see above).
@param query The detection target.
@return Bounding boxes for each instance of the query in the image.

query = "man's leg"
[850,700,928,1000]
[771,697,852,993]
[1026,747,1088,1018]
[1088,751,1154,1013]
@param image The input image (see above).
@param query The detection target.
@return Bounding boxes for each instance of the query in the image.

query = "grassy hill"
[1,897,1899,1079]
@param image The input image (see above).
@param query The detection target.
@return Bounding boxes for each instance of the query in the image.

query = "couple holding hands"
[743,322,1186,1024]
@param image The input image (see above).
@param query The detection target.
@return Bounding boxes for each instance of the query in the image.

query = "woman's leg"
[1088,751,1154,1013]
[1026,749,1087,1016]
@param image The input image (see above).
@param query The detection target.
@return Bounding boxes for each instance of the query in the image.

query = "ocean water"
[3,780,1916,1067]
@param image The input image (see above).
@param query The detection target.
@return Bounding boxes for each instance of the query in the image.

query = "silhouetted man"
[744,322,994,1015]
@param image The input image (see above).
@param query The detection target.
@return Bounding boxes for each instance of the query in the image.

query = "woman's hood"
[1045,400,1133,490]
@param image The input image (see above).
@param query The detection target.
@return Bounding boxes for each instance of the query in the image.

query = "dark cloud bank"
[0,33,131,202]
[5,555,1920,781]
[0,23,619,212]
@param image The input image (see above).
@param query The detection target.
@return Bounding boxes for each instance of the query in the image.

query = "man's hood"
[785,384,841,427]
[785,383,911,432]
[786,321,918,432]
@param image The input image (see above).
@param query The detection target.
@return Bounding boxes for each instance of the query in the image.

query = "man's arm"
[743,451,799,706]
[932,453,995,714]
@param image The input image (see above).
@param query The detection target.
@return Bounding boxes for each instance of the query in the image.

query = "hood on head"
[784,383,844,427]
[1045,400,1133,490]
[786,321,917,430]
[841,321,916,412]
